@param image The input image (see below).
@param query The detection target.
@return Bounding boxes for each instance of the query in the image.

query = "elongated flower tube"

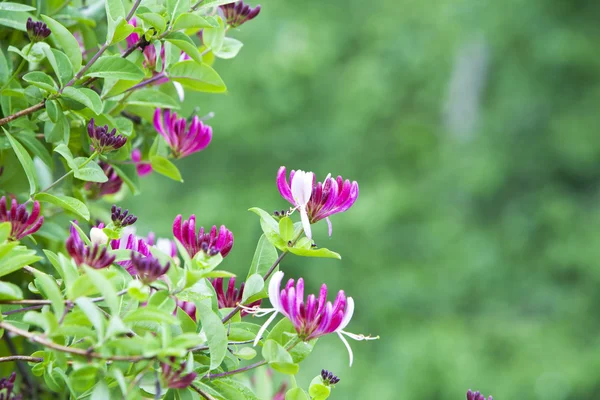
[211,277,261,315]
[66,224,115,269]
[110,233,152,273]
[26,17,51,42]
[277,167,359,238]
[161,357,197,389]
[130,252,169,284]
[0,196,43,241]
[87,119,127,153]
[131,149,152,177]
[220,1,261,28]
[154,109,213,159]
[467,390,493,400]
[252,271,378,366]
[172,215,233,258]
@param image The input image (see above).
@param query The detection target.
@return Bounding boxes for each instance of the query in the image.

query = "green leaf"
[0,10,29,31]
[44,250,79,289]
[0,222,10,242]
[16,133,53,168]
[75,297,106,341]
[0,2,36,11]
[249,208,287,250]
[279,217,294,242]
[309,376,331,399]
[168,60,227,93]
[285,388,310,400]
[123,306,179,325]
[85,56,144,81]
[166,32,203,64]
[74,159,108,183]
[213,37,243,59]
[53,144,78,170]
[0,281,23,300]
[150,155,183,182]
[91,380,110,400]
[45,114,70,144]
[111,164,140,195]
[61,87,103,115]
[262,339,299,375]
[34,193,90,221]
[0,243,41,278]
[267,318,315,363]
[241,274,263,303]
[126,89,180,110]
[287,246,341,260]
[110,17,135,45]
[137,12,167,33]
[42,48,73,86]
[3,129,37,195]
[173,13,218,31]
[197,301,227,370]
[23,71,58,93]
[45,99,60,122]
[202,17,225,53]
[41,15,82,72]
[31,268,65,318]
[167,0,190,22]
[104,0,126,44]
[70,365,101,392]
[83,266,119,315]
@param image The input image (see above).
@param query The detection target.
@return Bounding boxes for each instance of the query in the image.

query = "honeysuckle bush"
[0,1,386,399]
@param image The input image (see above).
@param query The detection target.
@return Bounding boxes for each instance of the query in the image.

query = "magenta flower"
[126,17,140,49]
[130,252,169,284]
[211,277,262,315]
[131,149,152,177]
[467,390,493,400]
[86,162,123,198]
[277,167,359,239]
[154,109,213,159]
[0,196,44,241]
[220,1,261,28]
[176,299,197,322]
[66,224,115,269]
[110,233,152,273]
[87,119,127,154]
[26,17,51,42]
[253,271,377,366]
[161,357,197,389]
[0,372,21,400]
[172,215,233,259]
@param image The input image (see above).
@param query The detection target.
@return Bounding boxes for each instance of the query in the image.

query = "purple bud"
[111,205,137,228]
[87,119,127,154]
[26,18,51,42]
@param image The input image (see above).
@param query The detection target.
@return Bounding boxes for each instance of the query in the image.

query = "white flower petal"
[337,296,354,331]
[337,331,354,367]
[268,271,285,312]
[253,310,278,347]
[173,81,185,102]
[90,228,108,246]
[300,206,312,239]
[291,170,313,206]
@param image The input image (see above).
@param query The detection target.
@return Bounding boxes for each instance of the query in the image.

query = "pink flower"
[66,224,115,269]
[110,233,152,273]
[175,299,197,322]
[131,149,152,177]
[211,277,262,315]
[0,196,43,241]
[172,214,233,259]
[277,167,358,239]
[154,109,213,159]
[161,357,197,389]
[85,162,123,199]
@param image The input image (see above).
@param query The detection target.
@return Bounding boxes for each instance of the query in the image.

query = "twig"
[0,288,129,308]
[0,355,43,363]
[4,334,38,399]
[191,384,217,400]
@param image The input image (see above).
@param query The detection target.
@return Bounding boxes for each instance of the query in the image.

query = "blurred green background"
[125,0,600,398]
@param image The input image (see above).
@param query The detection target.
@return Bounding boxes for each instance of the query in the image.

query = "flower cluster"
[66,224,115,269]
[0,197,44,241]
[111,205,137,228]
[172,214,233,258]
[130,252,169,284]
[220,1,261,28]
[277,167,358,238]
[467,389,493,400]
[87,119,127,153]
[212,277,262,314]
[161,357,197,389]
[110,233,152,273]
[154,109,213,159]
[321,369,340,386]
[0,372,21,400]
[26,17,51,42]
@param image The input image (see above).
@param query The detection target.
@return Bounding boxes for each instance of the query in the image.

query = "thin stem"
[191,385,217,400]
[0,287,128,307]
[208,360,267,380]
[123,73,166,93]
[2,304,43,315]
[0,321,153,362]
[0,102,45,126]
[0,355,43,363]
[4,334,38,399]
[191,0,205,11]
[61,42,109,91]
[52,0,71,15]
[0,42,33,93]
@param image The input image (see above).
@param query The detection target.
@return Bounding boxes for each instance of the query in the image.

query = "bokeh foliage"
[123,0,600,398]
